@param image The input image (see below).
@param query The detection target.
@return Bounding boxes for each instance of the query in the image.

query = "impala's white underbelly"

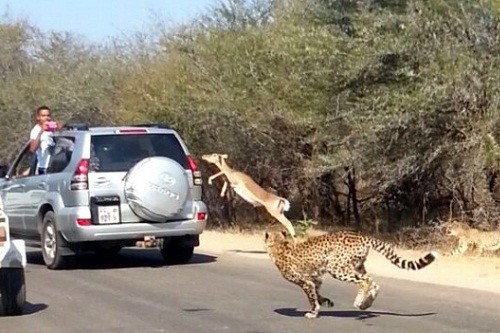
[232,186,262,206]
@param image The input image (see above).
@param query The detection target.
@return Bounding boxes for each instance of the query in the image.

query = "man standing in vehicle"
[29,106,63,175]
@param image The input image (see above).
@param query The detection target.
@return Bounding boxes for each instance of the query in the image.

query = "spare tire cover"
[124,157,189,221]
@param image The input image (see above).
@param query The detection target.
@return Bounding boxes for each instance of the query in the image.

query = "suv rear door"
[23,173,48,234]
[87,131,193,223]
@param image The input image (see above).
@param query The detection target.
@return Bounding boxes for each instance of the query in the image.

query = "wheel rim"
[43,223,56,260]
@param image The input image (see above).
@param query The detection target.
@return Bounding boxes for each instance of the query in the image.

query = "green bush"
[0,0,498,233]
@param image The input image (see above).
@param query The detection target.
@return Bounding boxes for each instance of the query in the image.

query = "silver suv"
[0,124,207,269]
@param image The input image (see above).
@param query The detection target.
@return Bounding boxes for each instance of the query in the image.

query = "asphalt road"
[1,247,499,333]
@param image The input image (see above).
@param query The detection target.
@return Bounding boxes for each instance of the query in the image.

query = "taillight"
[196,212,207,221]
[116,129,148,134]
[187,155,202,185]
[71,159,89,190]
[76,218,91,226]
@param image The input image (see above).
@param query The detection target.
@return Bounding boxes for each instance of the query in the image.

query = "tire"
[41,211,68,270]
[160,240,194,265]
[0,268,26,316]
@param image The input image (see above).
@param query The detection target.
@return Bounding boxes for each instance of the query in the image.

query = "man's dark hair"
[36,105,51,116]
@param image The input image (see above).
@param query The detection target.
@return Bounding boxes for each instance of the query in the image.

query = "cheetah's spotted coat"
[264,231,438,318]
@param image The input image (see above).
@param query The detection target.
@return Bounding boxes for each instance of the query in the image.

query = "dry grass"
[390,221,500,257]
[206,219,500,257]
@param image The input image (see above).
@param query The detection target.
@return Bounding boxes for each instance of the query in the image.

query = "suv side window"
[11,145,36,178]
[47,136,75,174]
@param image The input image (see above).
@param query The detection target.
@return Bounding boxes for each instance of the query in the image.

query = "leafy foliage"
[0,0,498,232]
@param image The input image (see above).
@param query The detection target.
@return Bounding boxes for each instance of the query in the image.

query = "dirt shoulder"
[198,230,500,294]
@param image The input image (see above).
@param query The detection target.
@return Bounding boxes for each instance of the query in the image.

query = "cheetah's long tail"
[369,238,438,270]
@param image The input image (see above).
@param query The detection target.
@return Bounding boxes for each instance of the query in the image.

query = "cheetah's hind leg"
[352,260,379,309]
[355,282,380,310]
[328,266,379,310]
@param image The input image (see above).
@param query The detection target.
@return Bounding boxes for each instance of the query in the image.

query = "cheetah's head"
[442,220,468,237]
[264,231,290,247]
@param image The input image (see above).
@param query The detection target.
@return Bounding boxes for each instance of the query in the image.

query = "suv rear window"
[90,134,188,172]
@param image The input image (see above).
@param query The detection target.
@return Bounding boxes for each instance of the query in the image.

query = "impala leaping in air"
[201,153,296,239]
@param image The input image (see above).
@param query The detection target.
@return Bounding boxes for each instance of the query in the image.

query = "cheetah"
[442,221,500,256]
[264,231,438,319]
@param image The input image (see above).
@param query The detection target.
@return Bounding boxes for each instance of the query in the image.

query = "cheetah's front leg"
[298,280,321,319]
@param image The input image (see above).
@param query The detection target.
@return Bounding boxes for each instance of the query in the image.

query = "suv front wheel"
[160,238,194,265]
[41,211,68,270]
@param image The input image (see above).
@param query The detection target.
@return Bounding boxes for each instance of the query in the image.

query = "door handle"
[3,184,25,191]
[37,182,47,189]
[94,177,110,185]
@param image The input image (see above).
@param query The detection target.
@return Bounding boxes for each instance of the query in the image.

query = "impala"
[202,153,296,239]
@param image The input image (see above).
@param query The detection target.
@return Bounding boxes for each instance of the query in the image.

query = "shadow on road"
[26,248,217,270]
[22,301,49,315]
[275,308,436,320]
[0,301,48,316]
[228,250,267,255]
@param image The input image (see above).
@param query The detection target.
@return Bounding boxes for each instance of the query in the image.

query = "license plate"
[97,206,120,224]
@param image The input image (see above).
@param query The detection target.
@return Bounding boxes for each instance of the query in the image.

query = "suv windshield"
[90,134,188,172]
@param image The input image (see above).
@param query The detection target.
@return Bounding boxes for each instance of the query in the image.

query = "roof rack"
[131,123,170,129]
[62,123,89,131]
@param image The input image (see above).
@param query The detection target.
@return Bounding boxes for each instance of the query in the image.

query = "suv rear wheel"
[41,211,69,270]
[160,238,194,265]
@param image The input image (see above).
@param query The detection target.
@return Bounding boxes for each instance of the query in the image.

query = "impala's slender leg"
[267,209,296,240]
[208,171,224,185]
[220,181,229,197]
[203,153,296,241]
